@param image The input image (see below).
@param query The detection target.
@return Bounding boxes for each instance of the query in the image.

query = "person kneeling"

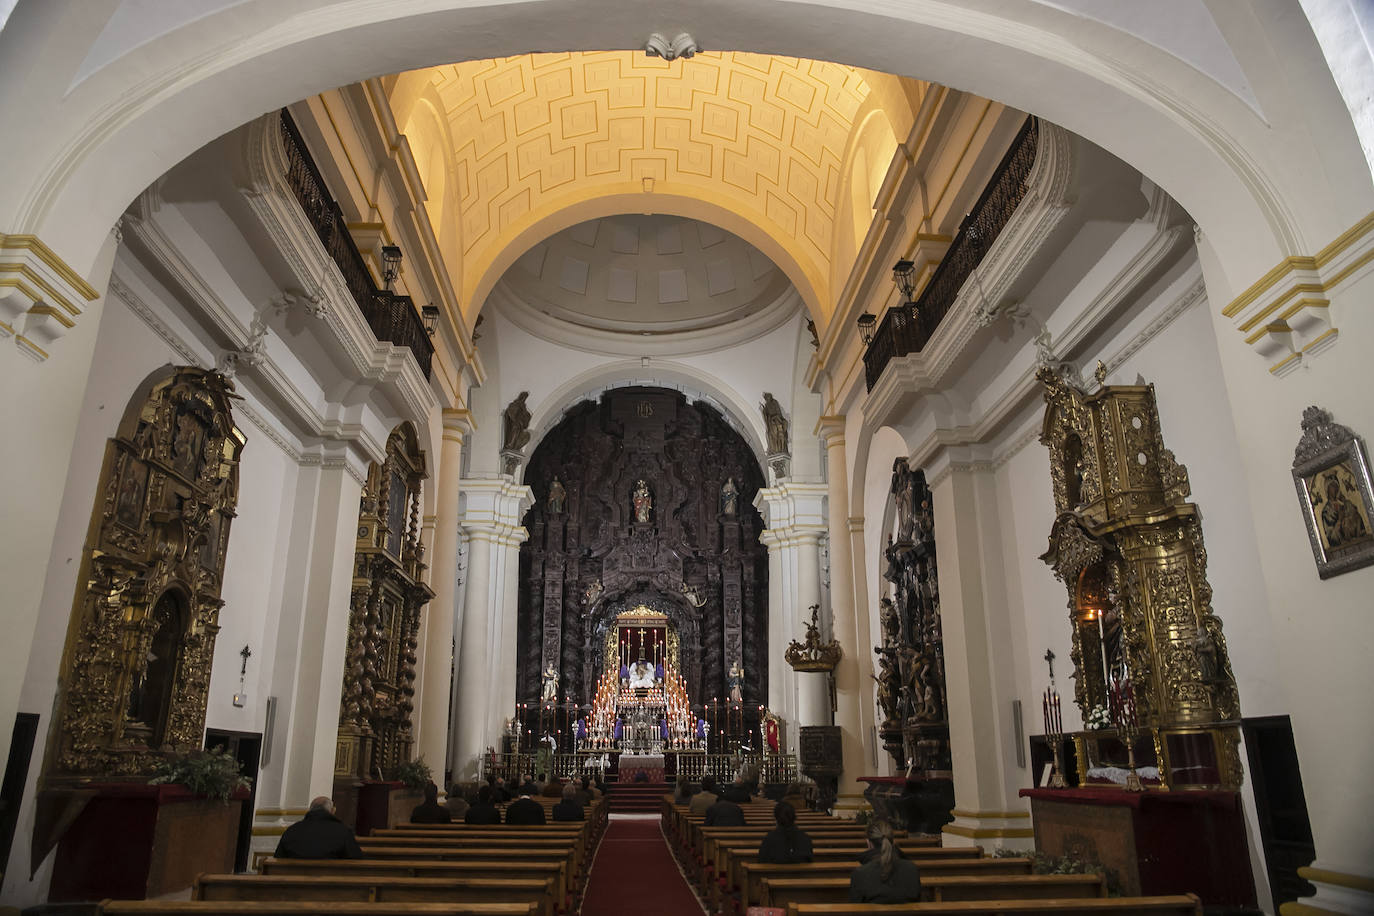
[758,801,812,863]
[849,820,921,903]
[274,796,364,859]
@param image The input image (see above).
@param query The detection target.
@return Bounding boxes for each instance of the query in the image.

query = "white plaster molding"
[237,113,439,426]
[487,277,803,359]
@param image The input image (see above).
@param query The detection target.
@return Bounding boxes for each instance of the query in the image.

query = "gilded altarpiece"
[1038,367,1242,789]
[335,424,433,785]
[46,368,245,782]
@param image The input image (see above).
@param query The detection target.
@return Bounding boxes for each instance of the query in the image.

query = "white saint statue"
[628,658,655,689]
[541,664,559,703]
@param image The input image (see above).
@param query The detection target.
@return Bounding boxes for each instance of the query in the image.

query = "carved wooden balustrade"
[279,109,435,379]
[863,116,1040,391]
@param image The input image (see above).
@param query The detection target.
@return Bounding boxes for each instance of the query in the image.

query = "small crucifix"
[1043,648,1056,686]
[239,644,252,678]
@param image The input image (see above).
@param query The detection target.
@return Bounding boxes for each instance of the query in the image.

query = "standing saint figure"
[632,479,652,523]
[547,477,566,514]
[541,664,559,703]
[720,477,739,516]
[728,659,744,704]
[761,393,788,455]
[503,392,532,452]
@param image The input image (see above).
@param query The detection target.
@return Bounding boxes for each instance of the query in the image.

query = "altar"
[618,753,665,782]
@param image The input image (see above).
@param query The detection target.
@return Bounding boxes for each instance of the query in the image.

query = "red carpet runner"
[580,816,705,916]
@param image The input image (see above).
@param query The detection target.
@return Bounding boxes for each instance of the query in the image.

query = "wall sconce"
[421,304,440,337]
[857,312,877,345]
[892,259,917,303]
[381,245,403,291]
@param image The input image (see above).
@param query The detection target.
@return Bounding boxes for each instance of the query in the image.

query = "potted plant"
[381,756,433,828]
[148,746,252,801]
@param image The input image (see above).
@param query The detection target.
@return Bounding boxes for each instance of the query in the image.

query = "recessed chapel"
[0,3,1371,914]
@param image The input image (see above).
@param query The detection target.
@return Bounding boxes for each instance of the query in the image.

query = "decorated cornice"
[1220,210,1373,376]
[0,232,101,361]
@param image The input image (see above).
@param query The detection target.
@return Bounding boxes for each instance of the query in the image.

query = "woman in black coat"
[758,801,813,863]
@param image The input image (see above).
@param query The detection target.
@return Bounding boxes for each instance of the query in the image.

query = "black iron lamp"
[891,258,917,303]
[421,304,440,336]
[381,245,403,291]
[856,312,877,345]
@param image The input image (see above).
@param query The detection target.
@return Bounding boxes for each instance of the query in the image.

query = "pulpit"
[1020,786,1255,907]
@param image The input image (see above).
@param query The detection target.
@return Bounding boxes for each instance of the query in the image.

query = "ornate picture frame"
[1292,407,1374,579]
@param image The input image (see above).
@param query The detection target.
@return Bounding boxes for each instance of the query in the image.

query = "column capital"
[0,233,101,360]
[814,414,846,446]
[754,481,828,532]
[441,408,476,440]
[458,477,533,544]
[846,515,865,534]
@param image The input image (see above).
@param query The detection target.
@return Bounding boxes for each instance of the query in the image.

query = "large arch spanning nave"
[0,2,1372,912]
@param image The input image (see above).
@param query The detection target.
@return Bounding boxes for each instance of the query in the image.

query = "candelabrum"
[1043,686,1067,788]
[1111,676,1144,792]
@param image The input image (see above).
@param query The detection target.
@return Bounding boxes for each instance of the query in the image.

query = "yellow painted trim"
[0,234,100,300]
[1280,904,1342,916]
[256,807,309,816]
[942,824,1035,839]
[1223,211,1374,319]
[1301,328,1339,353]
[1244,320,1290,345]
[26,303,77,329]
[0,273,84,319]
[251,826,288,836]
[1297,866,1374,894]
[1269,352,1304,376]
[1238,284,1322,333]
[1278,297,1330,323]
[14,335,49,360]
[950,808,1030,819]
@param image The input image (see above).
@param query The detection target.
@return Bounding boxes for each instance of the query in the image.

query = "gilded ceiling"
[396,51,904,319]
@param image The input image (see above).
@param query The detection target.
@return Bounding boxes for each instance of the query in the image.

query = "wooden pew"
[782,897,1203,916]
[193,874,555,916]
[719,845,985,901]
[259,858,570,910]
[99,903,536,916]
[358,838,584,883]
[739,859,1035,911]
[761,874,1105,907]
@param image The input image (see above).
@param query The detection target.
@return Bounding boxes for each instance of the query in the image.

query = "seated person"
[505,790,547,825]
[410,781,452,824]
[672,774,693,805]
[720,778,753,803]
[688,775,718,816]
[446,782,471,819]
[577,775,596,806]
[849,820,922,903]
[551,781,585,821]
[464,784,502,824]
[703,791,745,827]
[541,776,564,798]
[274,796,364,859]
[758,800,813,863]
[517,773,539,797]
[491,776,512,802]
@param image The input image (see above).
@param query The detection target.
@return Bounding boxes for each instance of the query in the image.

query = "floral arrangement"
[147,747,251,802]
[994,849,1122,896]
[1085,704,1112,730]
[389,756,433,791]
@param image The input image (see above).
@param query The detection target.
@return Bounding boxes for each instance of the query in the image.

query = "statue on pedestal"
[632,479,652,523]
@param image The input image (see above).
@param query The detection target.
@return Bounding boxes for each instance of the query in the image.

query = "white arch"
[0,0,1367,299]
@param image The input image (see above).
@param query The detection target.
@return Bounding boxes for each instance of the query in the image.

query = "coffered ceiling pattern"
[421,51,881,315]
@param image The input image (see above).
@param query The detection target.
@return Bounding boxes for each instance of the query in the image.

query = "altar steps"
[607,782,669,813]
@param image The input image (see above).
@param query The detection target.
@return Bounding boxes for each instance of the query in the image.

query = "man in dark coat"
[464,784,502,824]
[551,781,585,821]
[758,801,813,863]
[505,791,547,824]
[274,796,364,859]
[703,792,745,826]
[720,779,753,804]
[410,781,452,824]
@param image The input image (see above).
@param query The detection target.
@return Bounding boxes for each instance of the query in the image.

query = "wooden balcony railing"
[863,117,1040,391]
[279,109,434,379]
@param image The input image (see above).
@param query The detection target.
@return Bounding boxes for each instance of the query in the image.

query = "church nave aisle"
[580,814,706,916]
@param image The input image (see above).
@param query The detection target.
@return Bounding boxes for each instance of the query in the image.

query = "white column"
[817,416,873,802]
[451,477,531,780]
[754,482,827,747]
[416,409,471,781]
[929,461,1031,849]
[265,455,367,806]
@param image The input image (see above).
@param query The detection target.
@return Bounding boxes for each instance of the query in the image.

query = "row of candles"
[511,692,767,751]
[1042,676,1137,734]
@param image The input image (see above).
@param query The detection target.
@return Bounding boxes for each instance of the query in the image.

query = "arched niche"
[47,367,244,782]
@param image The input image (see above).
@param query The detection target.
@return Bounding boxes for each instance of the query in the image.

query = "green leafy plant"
[994,848,1122,896]
[390,756,433,791]
[147,747,251,802]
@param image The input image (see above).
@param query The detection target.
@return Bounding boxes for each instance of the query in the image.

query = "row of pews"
[96,794,609,916]
[662,795,1205,916]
